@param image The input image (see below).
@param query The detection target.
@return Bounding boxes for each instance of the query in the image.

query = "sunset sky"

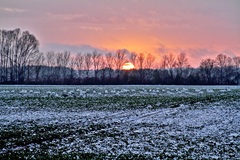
[0,0,240,67]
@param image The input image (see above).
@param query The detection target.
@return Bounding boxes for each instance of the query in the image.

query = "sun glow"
[122,62,135,70]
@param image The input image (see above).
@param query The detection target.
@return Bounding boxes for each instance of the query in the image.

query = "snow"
[0,85,239,159]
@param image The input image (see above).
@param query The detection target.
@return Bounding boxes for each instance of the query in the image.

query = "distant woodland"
[1,28,240,85]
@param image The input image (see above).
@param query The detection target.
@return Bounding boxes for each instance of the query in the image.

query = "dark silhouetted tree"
[199,58,216,84]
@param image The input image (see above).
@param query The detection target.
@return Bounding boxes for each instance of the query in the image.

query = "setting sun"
[122,62,135,70]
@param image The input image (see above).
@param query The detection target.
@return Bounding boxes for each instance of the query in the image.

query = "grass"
[0,86,239,159]
[1,90,239,111]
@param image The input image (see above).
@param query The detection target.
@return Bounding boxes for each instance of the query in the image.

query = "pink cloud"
[1,0,239,68]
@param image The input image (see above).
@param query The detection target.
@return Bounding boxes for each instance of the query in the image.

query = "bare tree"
[75,53,84,79]
[15,30,39,83]
[45,51,56,81]
[105,52,114,79]
[99,55,107,82]
[215,54,229,84]
[216,54,227,67]
[0,29,27,83]
[199,58,216,84]
[176,53,190,68]
[161,53,176,81]
[68,55,76,82]
[135,53,145,83]
[114,49,126,70]
[92,50,102,80]
[129,52,137,67]
[1,29,22,82]
[145,53,155,69]
[114,49,126,80]
[84,53,93,79]
[225,56,235,84]
[175,52,191,83]
[233,56,240,84]
[233,56,240,68]
[141,53,155,83]
[8,29,21,82]
[33,52,45,82]
[0,29,11,82]
[0,30,2,82]
[56,51,70,82]
[162,53,176,69]
[136,53,145,70]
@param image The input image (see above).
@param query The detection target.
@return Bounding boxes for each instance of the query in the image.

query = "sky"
[0,0,240,67]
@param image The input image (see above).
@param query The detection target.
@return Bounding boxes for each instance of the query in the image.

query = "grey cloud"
[41,43,108,54]
[1,7,27,13]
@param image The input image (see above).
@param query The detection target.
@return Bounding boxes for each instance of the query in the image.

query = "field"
[0,85,240,159]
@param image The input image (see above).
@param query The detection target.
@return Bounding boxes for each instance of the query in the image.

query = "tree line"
[1,28,240,85]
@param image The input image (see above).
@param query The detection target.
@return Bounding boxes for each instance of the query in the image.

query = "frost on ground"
[0,85,240,159]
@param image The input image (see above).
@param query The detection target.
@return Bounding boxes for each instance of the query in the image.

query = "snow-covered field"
[0,85,240,159]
